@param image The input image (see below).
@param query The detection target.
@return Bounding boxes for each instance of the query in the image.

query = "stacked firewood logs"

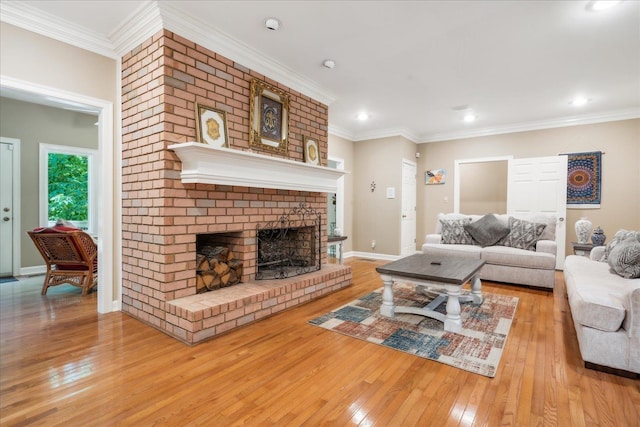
[196,246,243,293]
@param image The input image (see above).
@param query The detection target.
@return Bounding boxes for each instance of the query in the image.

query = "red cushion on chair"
[32,225,80,233]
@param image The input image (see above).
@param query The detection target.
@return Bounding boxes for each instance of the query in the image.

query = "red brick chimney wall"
[120,29,329,336]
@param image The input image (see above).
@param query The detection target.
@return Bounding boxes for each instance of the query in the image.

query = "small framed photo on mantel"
[195,103,229,148]
[304,136,320,165]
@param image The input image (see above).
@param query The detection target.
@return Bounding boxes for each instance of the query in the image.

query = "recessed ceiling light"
[463,113,477,123]
[586,1,623,11]
[357,112,369,121]
[570,96,590,106]
[265,17,281,31]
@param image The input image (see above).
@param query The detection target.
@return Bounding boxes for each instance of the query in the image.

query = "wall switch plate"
[386,187,395,199]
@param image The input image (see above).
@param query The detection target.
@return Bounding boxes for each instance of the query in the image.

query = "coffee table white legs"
[380,274,395,317]
[378,274,483,333]
[444,288,462,333]
[470,274,483,304]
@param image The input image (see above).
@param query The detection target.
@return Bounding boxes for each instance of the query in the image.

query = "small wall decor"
[370,181,376,192]
[303,136,320,165]
[249,79,290,154]
[195,103,229,148]
[425,169,446,185]
[562,151,602,208]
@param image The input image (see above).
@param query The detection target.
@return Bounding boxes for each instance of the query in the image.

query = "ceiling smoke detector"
[265,17,281,31]
[323,59,336,69]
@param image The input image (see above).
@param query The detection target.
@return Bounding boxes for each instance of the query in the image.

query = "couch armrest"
[425,234,442,244]
[535,240,556,256]
[625,287,640,339]
[590,246,605,261]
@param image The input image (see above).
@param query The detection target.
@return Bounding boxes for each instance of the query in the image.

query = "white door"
[401,160,417,256]
[0,140,16,276]
[507,156,568,269]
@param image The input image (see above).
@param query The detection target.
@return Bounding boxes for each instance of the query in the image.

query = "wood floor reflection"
[1,259,638,426]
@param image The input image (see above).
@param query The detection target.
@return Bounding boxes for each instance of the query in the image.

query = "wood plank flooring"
[1,259,638,426]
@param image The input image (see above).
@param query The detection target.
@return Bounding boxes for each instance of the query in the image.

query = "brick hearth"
[120,29,351,344]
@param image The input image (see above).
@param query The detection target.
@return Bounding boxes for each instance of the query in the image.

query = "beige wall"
[0,23,117,102]
[460,160,508,214]
[353,135,417,255]
[1,23,117,297]
[0,97,99,267]
[417,119,640,258]
[328,134,355,253]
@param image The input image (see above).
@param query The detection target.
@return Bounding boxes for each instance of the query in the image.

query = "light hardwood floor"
[1,259,638,426]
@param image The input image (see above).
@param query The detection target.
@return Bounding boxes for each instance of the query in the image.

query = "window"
[39,144,97,235]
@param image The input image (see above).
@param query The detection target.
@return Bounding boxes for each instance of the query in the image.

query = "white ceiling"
[2,0,639,142]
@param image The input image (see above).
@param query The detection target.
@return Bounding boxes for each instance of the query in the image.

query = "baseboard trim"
[584,361,639,379]
[348,251,402,261]
[19,265,46,276]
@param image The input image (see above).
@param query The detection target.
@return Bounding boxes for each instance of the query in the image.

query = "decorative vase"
[333,228,342,237]
[591,226,606,246]
[575,217,592,244]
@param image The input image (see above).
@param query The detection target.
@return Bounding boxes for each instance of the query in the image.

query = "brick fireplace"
[120,30,351,344]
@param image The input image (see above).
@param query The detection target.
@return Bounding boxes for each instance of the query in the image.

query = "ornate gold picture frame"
[250,79,289,154]
[195,103,229,148]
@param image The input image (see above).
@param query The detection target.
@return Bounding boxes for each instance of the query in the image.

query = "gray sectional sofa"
[421,213,558,289]
[564,235,640,376]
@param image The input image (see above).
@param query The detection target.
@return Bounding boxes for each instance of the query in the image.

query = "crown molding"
[0,1,118,59]
[329,125,420,143]
[157,2,336,106]
[328,125,356,141]
[111,1,163,56]
[419,107,640,143]
[333,107,640,143]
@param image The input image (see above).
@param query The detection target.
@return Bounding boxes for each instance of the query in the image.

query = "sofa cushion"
[440,218,475,245]
[564,255,631,332]
[464,214,510,247]
[498,217,546,251]
[422,243,482,259]
[481,245,556,269]
[608,241,640,279]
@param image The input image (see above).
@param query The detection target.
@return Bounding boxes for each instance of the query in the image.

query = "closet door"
[507,156,568,270]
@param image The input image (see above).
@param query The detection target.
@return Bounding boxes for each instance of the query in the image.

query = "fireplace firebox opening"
[256,203,321,280]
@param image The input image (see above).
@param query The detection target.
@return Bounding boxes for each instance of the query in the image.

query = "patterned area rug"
[309,283,518,377]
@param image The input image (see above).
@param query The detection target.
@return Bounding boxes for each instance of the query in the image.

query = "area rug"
[309,283,518,377]
[0,277,18,283]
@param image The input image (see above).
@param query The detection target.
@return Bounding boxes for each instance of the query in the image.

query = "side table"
[328,235,347,264]
[571,242,594,257]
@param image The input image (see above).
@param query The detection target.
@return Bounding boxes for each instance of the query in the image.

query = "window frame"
[39,143,97,235]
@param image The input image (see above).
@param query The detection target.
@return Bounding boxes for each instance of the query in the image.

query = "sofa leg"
[584,361,639,379]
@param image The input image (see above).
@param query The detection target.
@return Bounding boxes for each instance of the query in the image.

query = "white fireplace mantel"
[168,142,347,193]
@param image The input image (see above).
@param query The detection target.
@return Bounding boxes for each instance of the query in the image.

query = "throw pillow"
[464,214,511,247]
[440,218,475,245]
[607,241,640,279]
[600,229,640,262]
[499,217,547,251]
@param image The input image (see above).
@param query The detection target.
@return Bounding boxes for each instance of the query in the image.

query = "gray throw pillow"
[607,241,640,279]
[440,218,475,245]
[601,229,640,262]
[499,217,547,251]
[464,214,510,247]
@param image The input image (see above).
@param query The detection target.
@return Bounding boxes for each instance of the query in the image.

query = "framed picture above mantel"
[195,103,229,148]
[249,79,290,154]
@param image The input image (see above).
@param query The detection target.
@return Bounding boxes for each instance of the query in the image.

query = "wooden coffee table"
[376,254,485,333]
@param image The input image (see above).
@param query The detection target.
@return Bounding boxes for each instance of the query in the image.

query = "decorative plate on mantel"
[304,137,320,165]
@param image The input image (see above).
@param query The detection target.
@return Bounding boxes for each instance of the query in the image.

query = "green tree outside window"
[47,153,89,222]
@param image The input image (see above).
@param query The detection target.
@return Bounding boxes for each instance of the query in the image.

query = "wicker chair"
[27,226,98,295]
